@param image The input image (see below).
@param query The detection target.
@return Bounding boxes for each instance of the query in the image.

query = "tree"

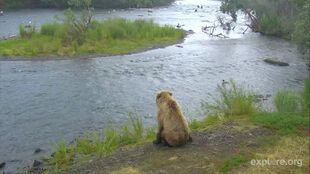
[63,0,94,44]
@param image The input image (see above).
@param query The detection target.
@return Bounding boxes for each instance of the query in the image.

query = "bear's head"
[156,90,172,105]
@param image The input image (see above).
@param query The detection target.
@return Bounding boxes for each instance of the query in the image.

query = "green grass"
[302,79,310,114]
[251,112,310,134]
[274,79,310,115]
[205,80,256,116]
[47,140,75,170]
[218,154,249,173]
[189,115,227,131]
[0,18,185,58]
[274,90,301,113]
[46,114,155,171]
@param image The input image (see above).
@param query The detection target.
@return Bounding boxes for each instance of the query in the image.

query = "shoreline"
[0,35,187,62]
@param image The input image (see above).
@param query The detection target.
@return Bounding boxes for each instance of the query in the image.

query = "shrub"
[40,23,63,37]
[274,90,301,113]
[207,80,256,116]
[258,14,283,36]
[19,24,36,38]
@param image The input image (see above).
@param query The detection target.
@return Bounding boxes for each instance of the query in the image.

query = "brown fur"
[153,90,192,147]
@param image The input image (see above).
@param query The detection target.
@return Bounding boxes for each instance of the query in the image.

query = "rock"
[264,58,289,66]
[32,160,42,168]
[187,30,194,35]
[51,152,56,157]
[0,162,5,169]
[176,45,183,48]
[34,148,43,154]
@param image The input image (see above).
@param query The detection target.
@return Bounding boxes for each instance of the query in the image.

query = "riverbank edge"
[0,33,188,61]
[31,116,309,174]
[18,80,310,173]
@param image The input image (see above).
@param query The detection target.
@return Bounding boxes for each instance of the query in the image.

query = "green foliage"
[19,24,36,38]
[292,2,310,56]
[251,112,310,134]
[219,154,248,173]
[189,115,227,131]
[46,114,155,171]
[274,90,301,113]
[206,80,256,116]
[220,0,310,55]
[40,23,65,37]
[48,140,75,170]
[302,79,310,114]
[0,19,184,57]
[60,0,94,45]
[258,14,283,36]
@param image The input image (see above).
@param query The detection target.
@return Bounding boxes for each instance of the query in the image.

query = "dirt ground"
[62,121,273,174]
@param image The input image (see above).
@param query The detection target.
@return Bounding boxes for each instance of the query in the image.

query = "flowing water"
[0,0,308,173]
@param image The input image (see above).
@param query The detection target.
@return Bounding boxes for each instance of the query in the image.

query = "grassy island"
[0,18,185,58]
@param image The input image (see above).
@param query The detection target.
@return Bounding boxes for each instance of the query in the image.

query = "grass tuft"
[189,115,227,131]
[47,114,155,171]
[206,80,256,116]
[47,140,75,170]
[274,90,301,113]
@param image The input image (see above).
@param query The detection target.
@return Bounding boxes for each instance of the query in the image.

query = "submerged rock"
[264,58,289,66]
[32,160,42,168]
[186,30,194,35]
[0,162,5,169]
[34,148,43,154]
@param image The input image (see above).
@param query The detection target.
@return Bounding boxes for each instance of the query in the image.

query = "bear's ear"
[156,93,161,99]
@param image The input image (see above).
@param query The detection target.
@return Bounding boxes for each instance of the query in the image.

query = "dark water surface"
[0,0,308,173]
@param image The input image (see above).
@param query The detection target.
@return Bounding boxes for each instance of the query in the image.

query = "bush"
[274,90,301,113]
[258,14,283,36]
[220,0,310,57]
[292,2,310,55]
[40,23,64,37]
[19,24,36,38]
[206,80,256,116]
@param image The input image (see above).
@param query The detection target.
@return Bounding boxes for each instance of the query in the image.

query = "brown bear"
[153,90,192,147]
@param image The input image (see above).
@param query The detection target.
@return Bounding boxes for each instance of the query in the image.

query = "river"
[0,0,308,173]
